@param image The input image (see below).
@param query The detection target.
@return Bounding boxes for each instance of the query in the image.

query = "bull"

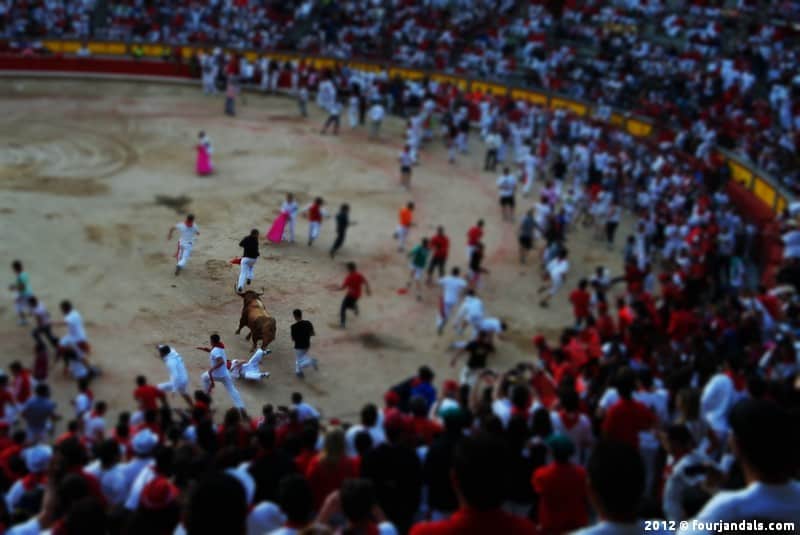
[235,288,276,351]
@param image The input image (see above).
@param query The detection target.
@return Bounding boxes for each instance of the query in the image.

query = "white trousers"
[309,221,321,242]
[436,299,458,330]
[237,257,257,291]
[177,241,193,268]
[348,108,358,128]
[396,225,409,250]
[158,377,189,395]
[200,372,245,409]
[202,75,216,94]
[284,217,296,242]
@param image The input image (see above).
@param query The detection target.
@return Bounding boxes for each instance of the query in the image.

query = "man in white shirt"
[496,167,517,222]
[230,348,272,382]
[685,400,800,532]
[453,289,484,339]
[345,403,386,455]
[200,334,246,416]
[369,101,385,138]
[168,213,200,276]
[437,267,467,334]
[58,300,90,358]
[539,249,570,307]
[290,392,319,422]
[156,344,193,408]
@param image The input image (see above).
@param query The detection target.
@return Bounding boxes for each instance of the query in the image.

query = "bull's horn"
[257,287,265,296]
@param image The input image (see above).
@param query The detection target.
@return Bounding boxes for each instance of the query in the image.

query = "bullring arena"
[0,76,624,420]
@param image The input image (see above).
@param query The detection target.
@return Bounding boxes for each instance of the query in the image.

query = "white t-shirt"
[293,401,320,422]
[83,413,106,442]
[369,104,385,121]
[345,423,386,456]
[688,481,800,531]
[209,346,230,379]
[546,258,569,282]
[281,200,299,219]
[65,309,86,341]
[457,296,484,323]
[165,351,189,386]
[176,222,200,245]
[497,174,517,198]
[74,392,92,416]
[479,317,503,334]
[439,276,467,304]
[399,151,413,167]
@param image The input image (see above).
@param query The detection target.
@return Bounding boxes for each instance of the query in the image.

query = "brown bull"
[235,289,276,351]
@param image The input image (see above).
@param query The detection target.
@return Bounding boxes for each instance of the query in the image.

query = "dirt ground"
[0,78,628,423]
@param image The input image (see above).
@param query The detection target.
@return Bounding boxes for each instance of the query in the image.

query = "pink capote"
[266,212,289,243]
[196,144,213,176]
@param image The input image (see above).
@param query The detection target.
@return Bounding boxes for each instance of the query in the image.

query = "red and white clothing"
[158,348,190,395]
[200,345,245,410]
[437,275,467,330]
[304,202,328,242]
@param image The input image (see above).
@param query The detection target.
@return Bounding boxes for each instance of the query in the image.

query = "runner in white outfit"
[156,345,193,407]
[437,267,468,334]
[168,214,199,276]
[199,335,246,415]
[230,348,272,381]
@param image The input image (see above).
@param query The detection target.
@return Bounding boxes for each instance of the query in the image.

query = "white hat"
[131,429,159,456]
[24,445,53,473]
[248,501,286,534]
[226,464,256,505]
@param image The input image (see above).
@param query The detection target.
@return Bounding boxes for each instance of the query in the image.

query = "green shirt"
[16,272,32,296]
[409,245,430,269]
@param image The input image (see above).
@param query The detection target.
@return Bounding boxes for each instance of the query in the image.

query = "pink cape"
[196,144,213,176]
[266,212,289,243]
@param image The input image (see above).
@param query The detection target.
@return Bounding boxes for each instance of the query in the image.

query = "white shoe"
[260,372,271,379]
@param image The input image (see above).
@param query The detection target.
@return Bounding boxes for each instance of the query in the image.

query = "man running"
[168,214,199,276]
[9,261,32,325]
[198,334,246,416]
[437,267,468,335]
[338,262,371,328]
[57,300,90,359]
[237,229,260,292]
[496,167,517,222]
[407,238,431,301]
[395,202,415,252]
[303,197,328,246]
[330,204,353,258]
[466,220,484,260]
[156,345,193,408]
[427,226,450,284]
[291,309,319,378]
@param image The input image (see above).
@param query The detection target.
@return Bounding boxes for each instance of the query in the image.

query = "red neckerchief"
[86,388,94,401]
[558,409,580,429]
[724,370,746,391]
[212,342,225,349]
[22,472,47,491]
[184,219,194,227]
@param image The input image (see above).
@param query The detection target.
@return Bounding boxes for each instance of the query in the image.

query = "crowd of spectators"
[1,1,798,193]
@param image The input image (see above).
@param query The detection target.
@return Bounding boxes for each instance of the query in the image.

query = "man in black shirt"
[329,204,352,259]
[290,309,318,379]
[237,228,260,292]
[449,330,494,386]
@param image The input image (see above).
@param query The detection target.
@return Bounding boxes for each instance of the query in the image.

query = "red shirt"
[410,507,538,535]
[12,371,31,404]
[532,462,589,534]
[602,398,655,450]
[343,272,367,299]
[308,203,323,222]
[305,455,358,510]
[429,234,450,259]
[569,289,591,319]
[133,385,165,412]
[409,416,443,446]
[467,226,483,246]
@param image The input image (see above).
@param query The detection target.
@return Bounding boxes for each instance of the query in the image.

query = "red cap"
[442,380,459,394]
[533,335,546,347]
[141,477,179,511]
[383,390,400,407]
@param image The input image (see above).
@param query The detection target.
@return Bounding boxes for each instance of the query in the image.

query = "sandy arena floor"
[0,78,628,422]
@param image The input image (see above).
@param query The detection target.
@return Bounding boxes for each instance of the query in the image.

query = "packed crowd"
[3,53,800,533]
[2,0,799,193]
